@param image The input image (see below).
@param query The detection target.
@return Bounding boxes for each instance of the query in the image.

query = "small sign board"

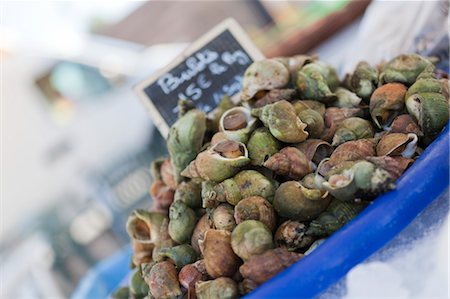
[134,18,264,138]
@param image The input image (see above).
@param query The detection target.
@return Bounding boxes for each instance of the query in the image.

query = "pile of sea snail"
[113,53,449,299]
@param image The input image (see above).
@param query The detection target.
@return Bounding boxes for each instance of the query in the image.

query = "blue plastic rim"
[246,125,449,299]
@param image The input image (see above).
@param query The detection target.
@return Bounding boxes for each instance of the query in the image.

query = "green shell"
[231,220,274,260]
[406,92,449,143]
[297,109,325,138]
[334,87,362,108]
[331,117,374,146]
[167,109,207,183]
[252,100,309,143]
[296,61,339,103]
[154,244,198,269]
[381,54,434,86]
[111,287,130,299]
[345,61,378,100]
[168,201,196,244]
[174,180,202,209]
[273,181,330,221]
[306,200,365,237]
[130,267,149,298]
[196,277,239,299]
[247,127,281,166]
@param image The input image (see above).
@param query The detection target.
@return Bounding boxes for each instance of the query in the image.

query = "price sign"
[134,18,264,138]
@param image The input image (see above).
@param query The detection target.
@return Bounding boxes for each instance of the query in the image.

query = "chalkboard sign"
[134,18,264,138]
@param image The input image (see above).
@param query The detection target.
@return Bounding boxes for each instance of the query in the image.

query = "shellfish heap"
[113,54,449,299]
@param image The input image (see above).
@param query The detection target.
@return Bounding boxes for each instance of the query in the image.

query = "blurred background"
[0,1,448,298]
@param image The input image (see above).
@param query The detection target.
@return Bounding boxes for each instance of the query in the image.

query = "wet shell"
[274,220,315,251]
[239,247,303,284]
[389,114,423,136]
[295,139,333,164]
[144,261,182,299]
[253,89,298,108]
[231,220,274,260]
[241,59,290,101]
[370,83,407,128]
[376,133,418,158]
[174,180,202,209]
[200,229,241,278]
[234,196,277,231]
[263,147,314,180]
[251,100,309,143]
[273,181,331,221]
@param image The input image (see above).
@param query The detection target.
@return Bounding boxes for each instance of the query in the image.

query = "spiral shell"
[389,114,423,136]
[332,117,374,146]
[296,61,339,103]
[321,107,363,142]
[273,181,330,221]
[219,107,257,143]
[181,140,250,182]
[231,220,274,261]
[251,100,309,143]
[212,203,237,232]
[167,109,207,183]
[334,87,362,108]
[144,261,182,299]
[253,89,298,108]
[178,261,209,299]
[168,201,196,244]
[344,61,378,100]
[263,147,314,180]
[370,83,407,128]
[376,133,418,158]
[297,108,325,138]
[292,100,326,116]
[247,127,281,166]
[296,139,333,164]
[380,53,434,86]
[196,277,239,299]
[274,220,315,251]
[191,214,212,254]
[366,156,413,180]
[200,229,241,278]
[234,196,277,231]
[239,247,303,284]
[241,59,290,101]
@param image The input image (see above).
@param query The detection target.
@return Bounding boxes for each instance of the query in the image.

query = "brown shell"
[366,156,414,180]
[274,220,315,251]
[200,230,241,278]
[211,132,230,145]
[234,196,277,231]
[178,261,209,299]
[263,147,313,180]
[150,180,174,213]
[292,100,326,116]
[146,261,182,299]
[212,203,237,232]
[239,279,259,296]
[321,107,362,142]
[296,139,333,164]
[239,247,303,284]
[390,114,423,136]
[369,83,407,128]
[319,139,376,176]
[253,89,298,108]
[161,159,178,189]
[376,133,417,156]
[191,214,212,254]
[131,239,154,266]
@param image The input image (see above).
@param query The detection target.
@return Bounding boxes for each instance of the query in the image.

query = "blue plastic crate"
[73,125,449,299]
